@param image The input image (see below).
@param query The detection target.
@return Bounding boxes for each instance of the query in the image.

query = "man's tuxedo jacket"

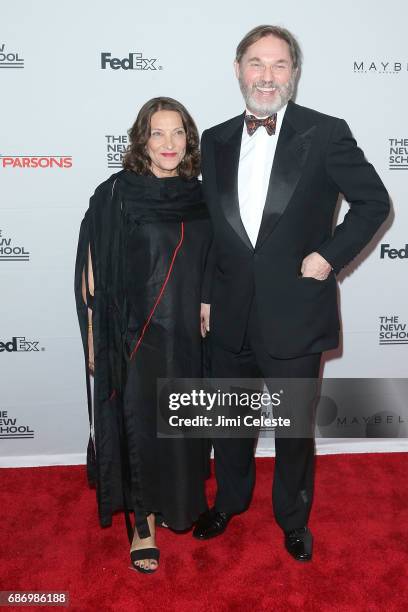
[201,100,390,358]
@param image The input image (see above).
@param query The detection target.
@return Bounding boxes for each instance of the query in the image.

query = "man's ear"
[234,60,240,79]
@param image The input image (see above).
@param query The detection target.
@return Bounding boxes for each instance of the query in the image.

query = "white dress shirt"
[238,104,288,247]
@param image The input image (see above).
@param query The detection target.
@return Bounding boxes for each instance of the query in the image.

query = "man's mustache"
[252,81,284,91]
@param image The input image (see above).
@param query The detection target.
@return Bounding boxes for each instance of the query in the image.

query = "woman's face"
[146,110,187,177]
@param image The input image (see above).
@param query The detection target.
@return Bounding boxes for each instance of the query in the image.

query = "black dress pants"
[211,298,321,532]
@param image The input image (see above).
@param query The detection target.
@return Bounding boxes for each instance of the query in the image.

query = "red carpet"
[1,454,408,612]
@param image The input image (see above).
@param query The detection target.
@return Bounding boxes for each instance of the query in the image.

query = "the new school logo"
[388,138,408,171]
[0,228,30,262]
[0,410,34,440]
[106,134,129,169]
[101,52,162,70]
[0,156,72,168]
[379,316,408,345]
[0,43,24,69]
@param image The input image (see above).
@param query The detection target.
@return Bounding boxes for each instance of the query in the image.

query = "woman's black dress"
[75,170,212,538]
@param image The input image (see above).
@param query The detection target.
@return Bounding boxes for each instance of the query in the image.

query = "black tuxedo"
[201,100,390,358]
[201,101,390,530]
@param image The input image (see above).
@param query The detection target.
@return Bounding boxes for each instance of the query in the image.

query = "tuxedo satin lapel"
[255,120,316,250]
[214,118,253,251]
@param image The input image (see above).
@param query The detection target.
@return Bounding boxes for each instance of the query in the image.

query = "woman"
[75,97,212,574]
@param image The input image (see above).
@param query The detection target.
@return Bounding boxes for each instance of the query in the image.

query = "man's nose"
[263,65,275,81]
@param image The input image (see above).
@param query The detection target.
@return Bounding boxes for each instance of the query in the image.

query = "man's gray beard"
[239,75,296,116]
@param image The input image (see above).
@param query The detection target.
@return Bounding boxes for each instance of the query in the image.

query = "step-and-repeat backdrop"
[1,0,407,466]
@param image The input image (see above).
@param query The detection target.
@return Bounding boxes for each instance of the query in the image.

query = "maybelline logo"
[336,414,405,425]
[380,244,408,259]
[0,337,44,352]
[0,229,30,262]
[0,156,72,168]
[354,60,408,74]
[315,380,408,438]
[388,138,408,170]
[101,52,162,70]
[0,411,34,440]
[0,43,24,69]
[379,316,408,345]
[106,134,129,169]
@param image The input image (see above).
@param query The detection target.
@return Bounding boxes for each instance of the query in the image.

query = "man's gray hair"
[236,25,302,70]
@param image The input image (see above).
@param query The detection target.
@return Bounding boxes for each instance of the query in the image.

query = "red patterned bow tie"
[245,113,277,136]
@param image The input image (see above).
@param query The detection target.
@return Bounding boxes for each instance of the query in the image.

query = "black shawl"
[74,170,210,532]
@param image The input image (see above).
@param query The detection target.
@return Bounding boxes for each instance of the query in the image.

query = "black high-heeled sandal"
[129,548,160,574]
[155,512,168,529]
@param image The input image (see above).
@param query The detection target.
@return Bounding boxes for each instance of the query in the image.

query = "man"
[194,25,389,561]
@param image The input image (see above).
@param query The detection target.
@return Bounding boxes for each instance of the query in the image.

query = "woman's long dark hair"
[122,97,200,178]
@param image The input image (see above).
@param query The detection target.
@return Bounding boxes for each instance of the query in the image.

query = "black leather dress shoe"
[284,527,313,561]
[193,508,232,540]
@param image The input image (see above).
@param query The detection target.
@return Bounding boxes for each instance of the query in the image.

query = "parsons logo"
[101,52,162,70]
[354,60,408,74]
[0,156,72,168]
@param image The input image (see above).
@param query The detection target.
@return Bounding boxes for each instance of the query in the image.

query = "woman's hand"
[200,303,211,338]
[83,248,95,375]
[88,309,94,375]
[88,327,95,375]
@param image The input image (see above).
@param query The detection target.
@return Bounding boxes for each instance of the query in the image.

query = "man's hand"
[200,303,211,338]
[301,252,332,280]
